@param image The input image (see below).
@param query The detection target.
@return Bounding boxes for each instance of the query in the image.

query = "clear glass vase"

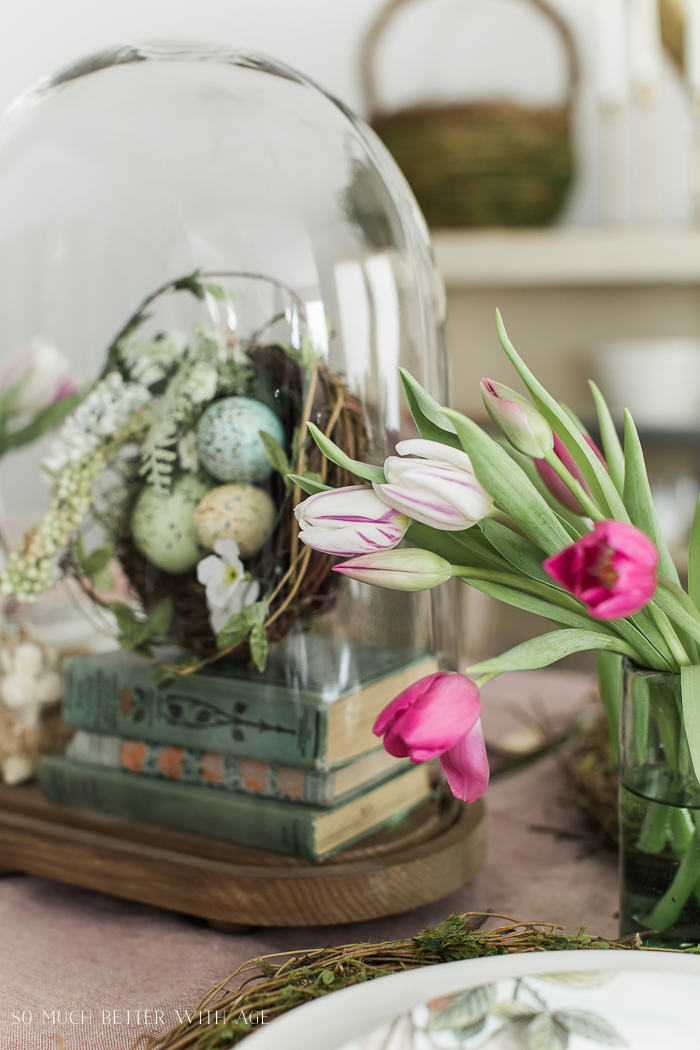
[619,660,700,946]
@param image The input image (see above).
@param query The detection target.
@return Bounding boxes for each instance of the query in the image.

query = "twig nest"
[196,396,286,484]
[194,484,276,558]
[131,474,215,574]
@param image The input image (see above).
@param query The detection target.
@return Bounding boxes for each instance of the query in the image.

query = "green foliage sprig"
[131,912,645,1050]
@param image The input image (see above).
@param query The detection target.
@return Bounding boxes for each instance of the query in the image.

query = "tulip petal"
[298,521,406,556]
[439,718,490,802]
[372,672,445,737]
[394,439,475,473]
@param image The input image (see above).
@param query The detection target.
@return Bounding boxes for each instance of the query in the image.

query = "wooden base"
[0,783,485,926]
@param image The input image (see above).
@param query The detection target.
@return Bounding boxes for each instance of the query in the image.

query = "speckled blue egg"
[196,397,286,484]
[130,474,215,574]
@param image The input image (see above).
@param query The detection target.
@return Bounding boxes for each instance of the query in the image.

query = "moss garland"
[131,911,649,1050]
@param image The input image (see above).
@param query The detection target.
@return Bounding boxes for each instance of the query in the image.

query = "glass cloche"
[0,41,459,687]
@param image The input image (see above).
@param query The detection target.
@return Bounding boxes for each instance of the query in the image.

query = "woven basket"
[362,0,579,228]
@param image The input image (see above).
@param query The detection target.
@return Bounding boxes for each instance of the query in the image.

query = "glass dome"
[0,41,459,676]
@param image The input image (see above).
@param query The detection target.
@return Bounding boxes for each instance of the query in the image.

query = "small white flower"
[177,431,199,473]
[196,539,260,635]
[186,360,218,405]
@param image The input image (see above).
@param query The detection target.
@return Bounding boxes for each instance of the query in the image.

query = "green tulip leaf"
[595,650,622,761]
[441,408,573,555]
[406,521,512,572]
[589,380,625,494]
[689,492,700,613]
[0,389,85,455]
[460,575,621,637]
[681,664,700,781]
[651,586,700,647]
[479,519,555,586]
[495,310,627,521]
[306,422,386,484]
[622,410,679,583]
[287,473,333,496]
[466,629,640,675]
[398,368,462,448]
[501,443,586,536]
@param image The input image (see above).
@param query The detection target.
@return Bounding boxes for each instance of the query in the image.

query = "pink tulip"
[534,433,606,515]
[295,486,409,556]
[543,520,658,620]
[373,671,489,803]
[0,338,79,416]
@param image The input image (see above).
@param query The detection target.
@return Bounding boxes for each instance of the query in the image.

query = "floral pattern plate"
[246,949,700,1050]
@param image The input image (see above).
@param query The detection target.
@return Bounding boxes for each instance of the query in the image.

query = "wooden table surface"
[0,669,618,1050]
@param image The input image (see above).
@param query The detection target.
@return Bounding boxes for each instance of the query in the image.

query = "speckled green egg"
[196,396,286,484]
[130,475,215,574]
[194,484,277,558]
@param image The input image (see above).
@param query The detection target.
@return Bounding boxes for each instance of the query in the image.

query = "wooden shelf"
[432,226,700,289]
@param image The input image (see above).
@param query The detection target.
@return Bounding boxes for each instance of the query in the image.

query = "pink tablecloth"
[0,670,618,1050]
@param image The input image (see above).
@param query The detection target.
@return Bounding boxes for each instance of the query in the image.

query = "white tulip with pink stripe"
[373,439,493,531]
[295,485,409,556]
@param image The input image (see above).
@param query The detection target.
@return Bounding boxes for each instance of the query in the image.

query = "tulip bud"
[332,548,452,590]
[295,486,409,556]
[0,339,79,416]
[480,379,553,459]
[374,438,493,532]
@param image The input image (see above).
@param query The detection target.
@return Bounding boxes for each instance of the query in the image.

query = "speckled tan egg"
[194,484,277,558]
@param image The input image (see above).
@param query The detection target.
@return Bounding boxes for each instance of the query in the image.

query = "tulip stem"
[542,451,605,522]
[474,672,499,688]
[648,601,691,668]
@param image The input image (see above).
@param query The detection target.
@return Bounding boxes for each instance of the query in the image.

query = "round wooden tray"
[0,783,485,926]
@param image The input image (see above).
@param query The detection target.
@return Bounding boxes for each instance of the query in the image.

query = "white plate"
[245,948,700,1050]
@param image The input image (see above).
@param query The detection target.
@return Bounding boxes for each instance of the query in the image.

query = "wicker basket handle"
[360,0,580,120]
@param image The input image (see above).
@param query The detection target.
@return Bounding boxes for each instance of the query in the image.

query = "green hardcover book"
[62,637,438,770]
[65,730,410,807]
[38,755,434,861]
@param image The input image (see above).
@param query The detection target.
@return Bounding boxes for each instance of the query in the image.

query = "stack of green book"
[40,636,439,860]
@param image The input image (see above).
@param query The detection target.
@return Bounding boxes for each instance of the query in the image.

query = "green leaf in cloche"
[249,622,269,673]
[75,537,115,583]
[173,269,206,300]
[259,430,293,494]
[145,597,174,640]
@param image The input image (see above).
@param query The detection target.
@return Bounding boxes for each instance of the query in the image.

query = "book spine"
[38,756,320,859]
[62,659,327,769]
[66,731,335,805]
